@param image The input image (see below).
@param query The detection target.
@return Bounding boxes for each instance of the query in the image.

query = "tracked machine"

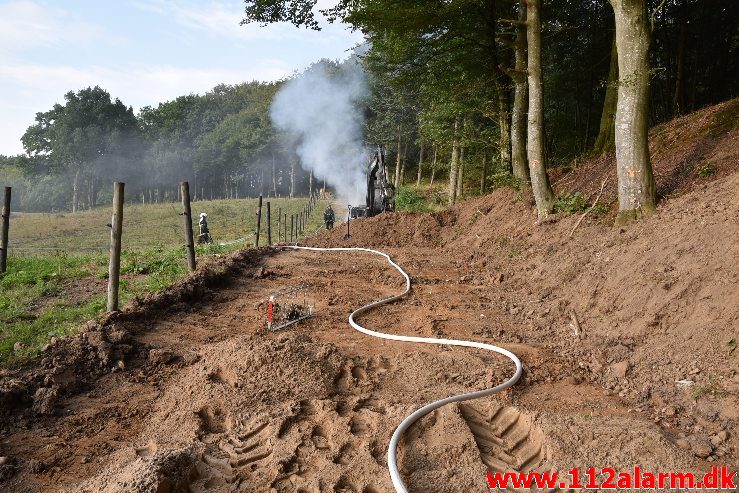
[350,146,395,218]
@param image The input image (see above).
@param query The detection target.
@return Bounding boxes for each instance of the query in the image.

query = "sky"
[0,0,364,155]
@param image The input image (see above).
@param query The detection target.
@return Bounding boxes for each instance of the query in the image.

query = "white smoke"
[270,60,368,206]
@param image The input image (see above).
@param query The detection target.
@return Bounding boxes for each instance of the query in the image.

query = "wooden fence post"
[255,195,263,247]
[283,213,287,243]
[0,187,11,273]
[180,181,196,272]
[107,182,124,312]
[290,214,294,242]
[277,207,282,243]
[266,201,272,246]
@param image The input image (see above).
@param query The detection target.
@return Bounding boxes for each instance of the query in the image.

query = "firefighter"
[198,212,212,244]
[324,205,335,230]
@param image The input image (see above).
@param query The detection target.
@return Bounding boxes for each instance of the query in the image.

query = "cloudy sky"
[0,0,363,155]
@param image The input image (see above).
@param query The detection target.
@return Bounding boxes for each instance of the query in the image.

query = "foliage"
[0,197,330,365]
[555,192,589,213]
[395,187,429,212]
[697,163,716,178]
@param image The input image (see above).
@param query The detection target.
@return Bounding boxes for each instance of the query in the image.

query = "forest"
[0,0,736,220]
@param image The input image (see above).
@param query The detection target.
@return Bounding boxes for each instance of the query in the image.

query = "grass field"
[9,196,328,253]
[1,196,332,366]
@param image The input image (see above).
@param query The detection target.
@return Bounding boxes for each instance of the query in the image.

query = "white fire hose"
[285,246,523,493]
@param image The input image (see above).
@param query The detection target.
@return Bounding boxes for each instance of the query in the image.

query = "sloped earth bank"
[0,171,737,492]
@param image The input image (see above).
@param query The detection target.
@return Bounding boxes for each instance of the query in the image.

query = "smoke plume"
[270,59,368,206]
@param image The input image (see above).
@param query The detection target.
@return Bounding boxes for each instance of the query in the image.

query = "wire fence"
[4,191,327,258]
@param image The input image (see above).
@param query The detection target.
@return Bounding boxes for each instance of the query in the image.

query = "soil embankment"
[0,101,737,492]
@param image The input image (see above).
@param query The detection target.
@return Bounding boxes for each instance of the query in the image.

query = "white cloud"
[0,0,102,54]
[0,1,365,155]
[128,0,363,44]
[0,60,294,154]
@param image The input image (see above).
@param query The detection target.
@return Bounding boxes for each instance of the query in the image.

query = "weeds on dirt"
[556,192,608,216]
[0,253,107,365]
[697,162,717,178]
[1,197,330,366]
[691,381,730,400]
[705,99,739,136]
[496,235,525,258]
[0,245,234,366]
[555,193,588,213]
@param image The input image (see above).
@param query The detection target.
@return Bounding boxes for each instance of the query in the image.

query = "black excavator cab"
[351,146,395,218]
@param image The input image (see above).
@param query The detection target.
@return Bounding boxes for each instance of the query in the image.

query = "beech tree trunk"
[480,154,488,194]
[456,147,465,197]
[72,169,80,213]
[526,0,555,219]
[289,159,295,198]
[448,119,460,207]
[498,91,511,170]
[673,21,687,116]
[416,141,424,186]
[592,35,619,155]
[430,144,437,186]
[394,130,402,190]
[511,0,529,183]
[610,0,657,222]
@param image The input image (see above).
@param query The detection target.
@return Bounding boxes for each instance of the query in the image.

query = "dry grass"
[8,196,326,254]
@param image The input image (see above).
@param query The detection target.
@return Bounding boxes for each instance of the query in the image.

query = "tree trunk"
[511,0,529,183]
[416,141,424,186]
[394,130,402,190]
[456,147,465,197]
[448,119,460,207]
[610,0,657,222]
[498,89,511,171]
[526,0,555,220]
[400,138,408,185]
[592,34,619,155]
[72,169,80,213]
[673,22,687,117]
[430,144,438,186]
[272,153,277,197]
[309,169,313,197]
[289,159,295,199]
[480,154,488,194]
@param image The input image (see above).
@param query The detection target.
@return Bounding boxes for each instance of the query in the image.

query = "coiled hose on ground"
[285,245,523,493]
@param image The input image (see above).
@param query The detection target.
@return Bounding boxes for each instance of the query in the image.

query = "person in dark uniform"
[198,212,212,244]
[324,205,335,230]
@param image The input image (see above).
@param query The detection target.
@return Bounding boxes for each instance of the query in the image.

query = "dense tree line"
[0,81,321,212]
[2,0,736,216]
[244,0,737,222]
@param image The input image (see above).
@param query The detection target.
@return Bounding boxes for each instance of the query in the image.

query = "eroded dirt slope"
[0,103,737,492]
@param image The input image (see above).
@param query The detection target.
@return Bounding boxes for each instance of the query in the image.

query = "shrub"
[395,188,429,212]
[697,162,716,178]
[555,192,588,213]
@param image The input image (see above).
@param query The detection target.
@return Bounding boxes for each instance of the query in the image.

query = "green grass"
[1,196,330,366]
[9,197,324,253]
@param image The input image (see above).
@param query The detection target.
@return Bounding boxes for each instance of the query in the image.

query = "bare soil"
[0,103,737,492]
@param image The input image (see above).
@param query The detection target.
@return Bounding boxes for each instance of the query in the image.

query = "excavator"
[350,146,395,218]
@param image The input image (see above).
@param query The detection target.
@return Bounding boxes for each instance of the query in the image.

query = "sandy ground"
[0,124,737,491]
[0,173,735,492]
